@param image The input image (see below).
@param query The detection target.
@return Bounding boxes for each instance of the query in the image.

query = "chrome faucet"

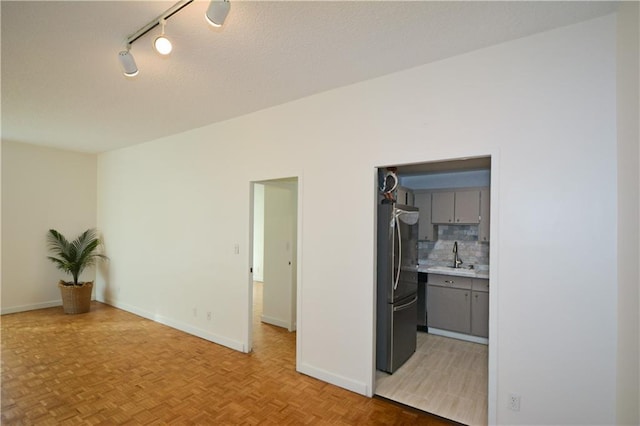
[453,241,463,268]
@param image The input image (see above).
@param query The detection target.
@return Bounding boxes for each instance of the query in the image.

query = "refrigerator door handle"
[393,296,418,312]
[393,211,402,290]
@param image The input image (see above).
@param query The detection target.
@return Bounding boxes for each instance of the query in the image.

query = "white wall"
[616,2,640,424]
[1,141,97,313]
[97,16,619,425]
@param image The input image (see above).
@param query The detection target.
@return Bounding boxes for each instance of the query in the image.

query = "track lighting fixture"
[153,19,172,55]
[118,48,139,77]
[118,0,230,77]
[205,0,231,27]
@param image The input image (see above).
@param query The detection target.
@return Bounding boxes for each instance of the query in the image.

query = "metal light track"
[125,0,194,46]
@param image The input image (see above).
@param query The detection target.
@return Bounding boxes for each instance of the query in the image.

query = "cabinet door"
[396,186,413,206]
[471,278,489,292]
[407,191,414,206]
[478,189,490,242]
[431,192,455,224]
[471,291,489,337]
[427,285,471,334]
[413,192,434,241]
[454,190,480,224]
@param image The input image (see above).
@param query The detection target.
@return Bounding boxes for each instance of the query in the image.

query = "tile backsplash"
[419,225,489,270]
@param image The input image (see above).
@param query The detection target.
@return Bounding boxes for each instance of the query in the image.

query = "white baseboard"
[260,314,291,330]
[1,300,62,315]
[428,327,489,345]
[102,298,246,353]
[6,298,368,400]
[298,362,368,396]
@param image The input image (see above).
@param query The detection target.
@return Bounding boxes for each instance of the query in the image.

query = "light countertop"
[418,265,489,280]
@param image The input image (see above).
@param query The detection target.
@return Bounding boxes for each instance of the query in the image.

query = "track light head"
[205,0,230,27]
[118,50,139,77]
[154,19,172,55]
[154,35,172,55]
[119,0,231,77]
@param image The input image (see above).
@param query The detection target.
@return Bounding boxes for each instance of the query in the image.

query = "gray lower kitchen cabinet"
[471,291,489,337]
[427,285,471,334]
[427,274,489,338]
[471,278,489,337]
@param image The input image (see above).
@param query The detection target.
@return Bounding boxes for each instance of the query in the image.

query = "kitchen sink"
[427,266,477,277]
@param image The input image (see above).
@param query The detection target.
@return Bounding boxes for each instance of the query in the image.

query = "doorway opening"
[248,177,299,360]
[373,156,494,426]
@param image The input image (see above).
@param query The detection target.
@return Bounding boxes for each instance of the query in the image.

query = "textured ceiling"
[1,1,618,153]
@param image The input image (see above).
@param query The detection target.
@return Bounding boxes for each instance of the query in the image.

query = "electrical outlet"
[234,244,240,254]
[193,308,197,317]
[508,393,521,411]
[207,311,212,321]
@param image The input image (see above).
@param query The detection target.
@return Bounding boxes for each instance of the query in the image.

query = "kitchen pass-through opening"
[374,155,494,426]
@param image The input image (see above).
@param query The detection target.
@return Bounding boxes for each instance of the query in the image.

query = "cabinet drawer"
[472,279,489,293]
[427,274,472,290]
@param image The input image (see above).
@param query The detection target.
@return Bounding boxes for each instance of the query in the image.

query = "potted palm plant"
[47,228,107,314]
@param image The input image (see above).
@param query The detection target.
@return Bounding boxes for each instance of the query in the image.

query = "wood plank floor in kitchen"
[375,333,488,426]
[1,284,454,425]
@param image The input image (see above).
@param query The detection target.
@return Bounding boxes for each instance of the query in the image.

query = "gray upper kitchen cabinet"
[471,279,489,338]
[396,186,414,206]
[478,189,490,242]
[452,190,480,224]
[431,192,455,223]
[413,192,435,241]
[431,190,480,224]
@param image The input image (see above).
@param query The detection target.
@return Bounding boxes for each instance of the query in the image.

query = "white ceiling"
[1,1,617,153]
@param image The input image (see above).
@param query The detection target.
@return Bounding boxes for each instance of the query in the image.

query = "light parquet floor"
[1,284,453,425]
[375,333,488,426]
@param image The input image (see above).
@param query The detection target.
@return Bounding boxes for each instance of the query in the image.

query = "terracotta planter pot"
[58,281,93,314]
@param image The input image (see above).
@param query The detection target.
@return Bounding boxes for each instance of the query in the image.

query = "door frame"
[246,176,303,369]
[372,152,499,425]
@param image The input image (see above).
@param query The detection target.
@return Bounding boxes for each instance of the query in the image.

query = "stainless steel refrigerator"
[376,203,419,373]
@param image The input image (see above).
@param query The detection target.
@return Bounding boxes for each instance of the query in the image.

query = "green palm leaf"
[47,228,107,285]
